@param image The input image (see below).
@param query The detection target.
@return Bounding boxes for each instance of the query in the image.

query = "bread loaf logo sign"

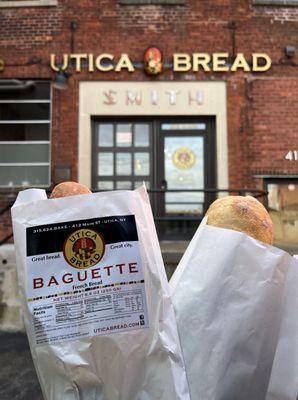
[173,147,196,170]
[63,229,105,269]
[143,47,163,75]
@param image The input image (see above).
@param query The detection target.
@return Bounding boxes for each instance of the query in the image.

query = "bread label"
[25,215,149,346]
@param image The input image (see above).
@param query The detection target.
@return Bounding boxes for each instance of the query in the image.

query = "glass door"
[163,135,205,215]
[156,120,216,240]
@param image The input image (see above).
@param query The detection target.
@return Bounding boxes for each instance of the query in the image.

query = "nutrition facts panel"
[31,285,147,345]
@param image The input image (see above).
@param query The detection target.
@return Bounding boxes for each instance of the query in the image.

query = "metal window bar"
[0,187,268,245]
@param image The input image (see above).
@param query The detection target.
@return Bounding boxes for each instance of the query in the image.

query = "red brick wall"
[250,78,298,176]
[0,0,298,238]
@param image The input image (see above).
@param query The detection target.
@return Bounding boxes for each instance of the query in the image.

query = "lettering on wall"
[100,90,205,106]
[50,51,272,74]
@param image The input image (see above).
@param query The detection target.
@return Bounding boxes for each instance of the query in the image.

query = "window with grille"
[0,80,51,188]
[266,178,298,251]
[92,121,152,191]
[253,0,298,6]
[119,0,185,5]
[0,0,57,8]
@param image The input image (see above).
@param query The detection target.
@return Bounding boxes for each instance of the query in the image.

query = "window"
[253,0,298,6]
[266,178,298,252]
[119,0,185,5]
[0,80,51,188]
[93,121,151,191]
[0,0,57,8]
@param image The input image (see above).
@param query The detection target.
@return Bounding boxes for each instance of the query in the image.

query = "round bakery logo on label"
[63,228,105,269]
[173,147,196,170]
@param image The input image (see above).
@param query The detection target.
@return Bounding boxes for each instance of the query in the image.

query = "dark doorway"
[92,117,216,240]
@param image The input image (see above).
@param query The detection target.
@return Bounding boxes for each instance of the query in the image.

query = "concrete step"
[160,241,189,280]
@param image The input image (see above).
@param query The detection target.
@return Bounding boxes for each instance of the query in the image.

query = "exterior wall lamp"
[52,71,69,90]
[284,45,296,58]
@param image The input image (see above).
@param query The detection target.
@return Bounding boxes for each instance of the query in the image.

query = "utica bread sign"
[50,49,272,74]
[63,228,105,269]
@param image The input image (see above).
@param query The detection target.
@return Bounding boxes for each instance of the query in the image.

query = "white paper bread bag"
[170,218,298,400]
[11,186,190,400]
[265,254,298,400]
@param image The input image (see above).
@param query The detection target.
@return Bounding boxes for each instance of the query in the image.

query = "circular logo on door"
[172,148,196,170]
[63,229,105,269]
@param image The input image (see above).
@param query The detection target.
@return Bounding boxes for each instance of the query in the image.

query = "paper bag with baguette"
[11,182,190,400]
[170,195,298,400]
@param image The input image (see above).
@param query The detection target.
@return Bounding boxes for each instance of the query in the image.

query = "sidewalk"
[0,332,43,400]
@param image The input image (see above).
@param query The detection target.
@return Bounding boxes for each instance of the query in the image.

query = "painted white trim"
[0,0,57,7]
[78,81,228,190]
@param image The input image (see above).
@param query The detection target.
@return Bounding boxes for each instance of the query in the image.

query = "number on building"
[285,151,298,161]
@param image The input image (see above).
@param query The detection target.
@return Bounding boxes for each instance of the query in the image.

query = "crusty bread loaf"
[50,181,91,199]
[206,195,273,245]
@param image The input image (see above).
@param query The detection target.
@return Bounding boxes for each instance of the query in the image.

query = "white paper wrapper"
[265,255,298,400]
[170,218,298,400]
[12,186,190,400]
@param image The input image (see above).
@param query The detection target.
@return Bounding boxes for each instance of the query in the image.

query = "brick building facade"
[0,0,297,247]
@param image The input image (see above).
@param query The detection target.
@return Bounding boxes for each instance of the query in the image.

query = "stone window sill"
[119,0,186,5]
[253,0,298,6]
[0,0,57,7]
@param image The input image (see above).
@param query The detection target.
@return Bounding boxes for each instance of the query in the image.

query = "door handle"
[161,180,167,190]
